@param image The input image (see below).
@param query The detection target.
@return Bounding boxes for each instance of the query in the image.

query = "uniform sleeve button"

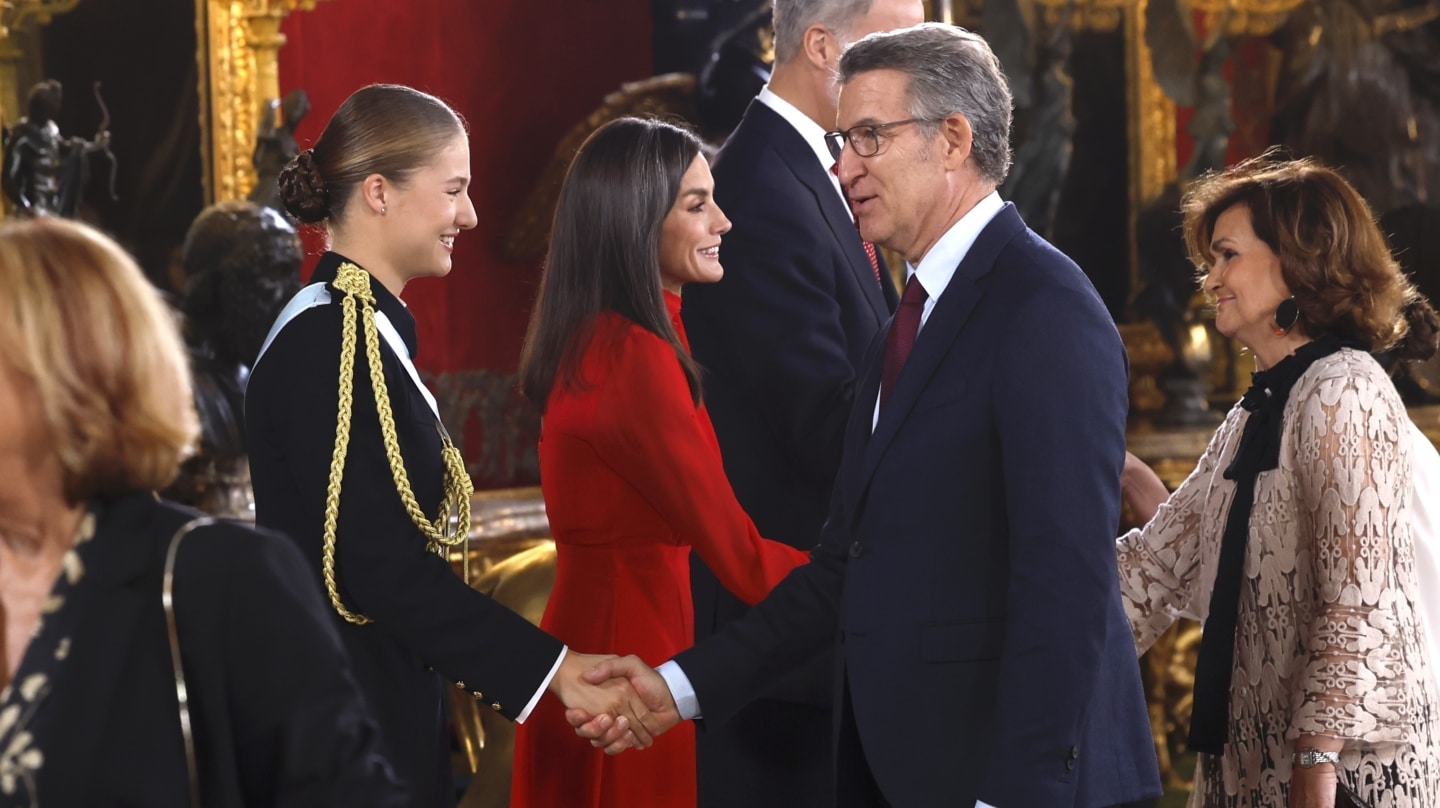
[491,702,503,712]
[472,691,484,700]
[455,681,466,689]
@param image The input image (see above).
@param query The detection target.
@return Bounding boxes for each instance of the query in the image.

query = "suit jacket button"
[1069,745,1079,759]
[848,541,864,558]
[1065,758,1075,772]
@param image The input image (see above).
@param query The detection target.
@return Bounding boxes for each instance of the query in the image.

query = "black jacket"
[246,253,562,804]
[29,494,402,807]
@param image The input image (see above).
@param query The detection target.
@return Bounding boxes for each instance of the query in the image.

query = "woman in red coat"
[511,117,810,807]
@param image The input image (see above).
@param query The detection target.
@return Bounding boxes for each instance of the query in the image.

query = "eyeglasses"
[824,118,940,160]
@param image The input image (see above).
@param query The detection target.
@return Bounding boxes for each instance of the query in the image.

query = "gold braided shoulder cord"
[322,262,474,625]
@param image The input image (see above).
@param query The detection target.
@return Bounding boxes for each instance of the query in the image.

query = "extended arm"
[594,329,809,603]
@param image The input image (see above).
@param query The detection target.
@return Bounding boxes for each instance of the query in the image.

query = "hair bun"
[1395,296,1440,362]
[278,148,330,224]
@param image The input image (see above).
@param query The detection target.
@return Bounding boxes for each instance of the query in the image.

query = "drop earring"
[1273,297,1298,336]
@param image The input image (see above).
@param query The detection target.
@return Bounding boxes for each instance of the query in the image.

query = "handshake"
[551,652,684,754]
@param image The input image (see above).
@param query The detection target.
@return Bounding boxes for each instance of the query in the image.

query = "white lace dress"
[1118,349,1440,807]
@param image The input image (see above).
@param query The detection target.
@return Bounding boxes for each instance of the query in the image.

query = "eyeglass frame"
[824,118,944,160]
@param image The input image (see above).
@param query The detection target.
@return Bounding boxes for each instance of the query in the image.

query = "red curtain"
[278,0,652,487]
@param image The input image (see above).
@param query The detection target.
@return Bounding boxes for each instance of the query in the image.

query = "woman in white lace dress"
[1118,154,1440,807]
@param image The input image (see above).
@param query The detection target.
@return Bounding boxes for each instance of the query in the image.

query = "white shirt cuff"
[515,644,568,724]
[977,802,997,808]
[657,659,701,720]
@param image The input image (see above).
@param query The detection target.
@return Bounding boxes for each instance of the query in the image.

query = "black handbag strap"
[162,516,217,808]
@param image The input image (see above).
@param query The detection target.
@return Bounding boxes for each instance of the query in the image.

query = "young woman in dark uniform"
[245,83,650,806]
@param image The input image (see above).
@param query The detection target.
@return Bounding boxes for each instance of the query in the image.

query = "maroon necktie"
[831,161,883,283]
[880,274,927,414]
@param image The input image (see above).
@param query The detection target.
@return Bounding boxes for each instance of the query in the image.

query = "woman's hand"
[1289,735,1343,808]
[1121,451,1169,525]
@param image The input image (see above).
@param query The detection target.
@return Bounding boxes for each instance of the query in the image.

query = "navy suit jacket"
[684,98,897,556]
[675,205,1161,806]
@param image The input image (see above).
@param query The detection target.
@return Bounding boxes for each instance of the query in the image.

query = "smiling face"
[835,68,950,263]
[1204,204,1294,351]
[658,154,731,293]
[381,132,478,284]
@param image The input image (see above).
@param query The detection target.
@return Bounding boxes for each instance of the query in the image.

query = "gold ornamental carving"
[1185,0,1307,37]
[196,0,331,205]
[1127,0,1177,212]
[1034,0,1131,31]
[0,0,81,37]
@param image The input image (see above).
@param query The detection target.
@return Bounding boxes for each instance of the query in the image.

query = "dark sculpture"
[1270,0,1440,213]
[164,201,303,517]
[2,79,116,218]
[989,0,1077,237]
[695,3,772,141]
[249,88,311,214]
[1134,184,1221,424]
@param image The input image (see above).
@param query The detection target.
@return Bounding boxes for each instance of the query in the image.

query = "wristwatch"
[1294,747,1341,768]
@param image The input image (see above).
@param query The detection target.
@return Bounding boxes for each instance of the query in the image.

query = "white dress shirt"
[661,191,1009,808]
[871,190,1005,430]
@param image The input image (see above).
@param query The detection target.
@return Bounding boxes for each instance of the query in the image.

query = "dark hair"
[1182,150,1433,358]
[278,84,466,225]
[181,200,303,367]
[519,117,704,412]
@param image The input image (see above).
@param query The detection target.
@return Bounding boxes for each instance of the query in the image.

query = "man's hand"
[546,651,655,750]
[565,655,681,755]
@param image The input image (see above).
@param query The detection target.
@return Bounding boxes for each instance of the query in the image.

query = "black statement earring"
[1274,297,1299,336]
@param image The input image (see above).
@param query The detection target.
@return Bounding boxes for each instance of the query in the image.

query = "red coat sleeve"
[589,327,808,604]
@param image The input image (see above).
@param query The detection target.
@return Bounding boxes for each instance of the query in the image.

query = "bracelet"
[1294,747,1341,768]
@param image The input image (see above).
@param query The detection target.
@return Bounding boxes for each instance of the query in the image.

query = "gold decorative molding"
[1127,0,1177,213]
[1125,0,1177,305]
[1035,0,1131,31]
[196,0,331,205]
[1186,0,1306,37]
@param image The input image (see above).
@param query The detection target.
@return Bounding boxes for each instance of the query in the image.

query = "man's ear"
[802,23,842,71]
[940,113,974,170]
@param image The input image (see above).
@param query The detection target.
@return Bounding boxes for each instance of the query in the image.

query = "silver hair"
[837,22,1013,185]
[772,0,876,64]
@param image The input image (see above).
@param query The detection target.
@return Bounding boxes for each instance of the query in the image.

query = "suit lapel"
[749,101,893,321]
[856,205,1027,490]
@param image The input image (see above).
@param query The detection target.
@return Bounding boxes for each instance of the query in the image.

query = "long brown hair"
[519,117,704,413]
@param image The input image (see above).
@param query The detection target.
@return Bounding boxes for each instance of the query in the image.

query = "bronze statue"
[249,88,311,214]
[163,200,303,518]
[2,79,115,218]
[989,0,1077,237]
